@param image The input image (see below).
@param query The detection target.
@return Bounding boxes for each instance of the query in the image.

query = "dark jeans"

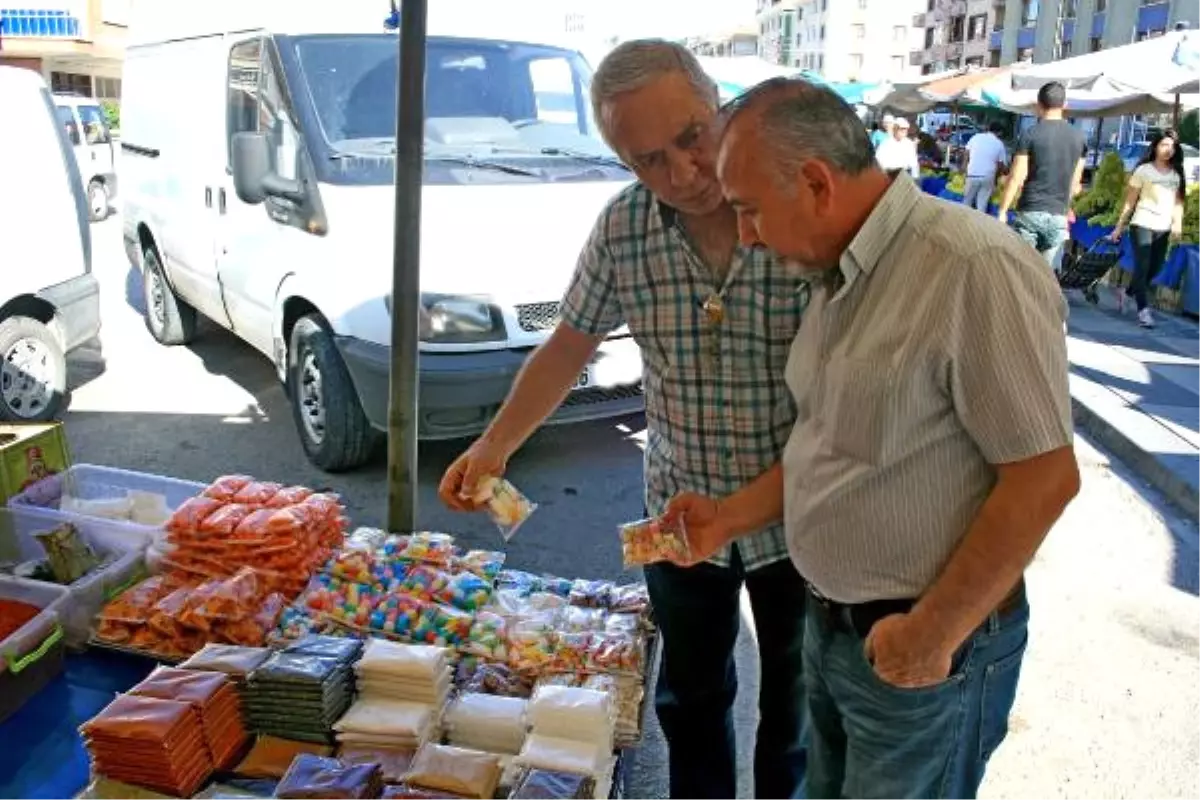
[645,552,808,799]
[1130,224,1171,311]
[802,587,1029,799]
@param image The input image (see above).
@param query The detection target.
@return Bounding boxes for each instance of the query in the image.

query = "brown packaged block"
[234,735,333,779]
[402,744,501,800]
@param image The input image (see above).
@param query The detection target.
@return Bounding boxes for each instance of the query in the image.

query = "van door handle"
[218,188,227,215]
[205,187,213,208]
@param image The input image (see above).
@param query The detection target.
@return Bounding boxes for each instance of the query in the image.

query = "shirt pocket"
[745,285,806,365]
[826,357,895,465]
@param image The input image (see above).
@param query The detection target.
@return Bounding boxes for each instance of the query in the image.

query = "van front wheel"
[0,316,67,422]
[87,180,109,222]
[289,315,375,472]
[142,246,197,346]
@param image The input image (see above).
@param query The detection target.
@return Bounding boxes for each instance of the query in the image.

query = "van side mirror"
[231,132,305,205]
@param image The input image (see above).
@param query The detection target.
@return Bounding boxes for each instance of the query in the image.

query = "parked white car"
[52,93,117,221]
[1118,140,1200,185]
[0,67,102,421]
[120,0,644,471]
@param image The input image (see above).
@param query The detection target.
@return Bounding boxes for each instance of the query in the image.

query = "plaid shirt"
[560,183,807,571]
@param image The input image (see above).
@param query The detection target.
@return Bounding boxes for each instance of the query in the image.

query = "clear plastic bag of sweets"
[619,517,690,567]
[471,477,536,542]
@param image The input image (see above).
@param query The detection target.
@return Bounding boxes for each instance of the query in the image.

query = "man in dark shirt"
[996,81,1087,271]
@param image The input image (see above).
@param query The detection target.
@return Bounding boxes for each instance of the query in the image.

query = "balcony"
[910,50,926,65]
[913,12,926,27]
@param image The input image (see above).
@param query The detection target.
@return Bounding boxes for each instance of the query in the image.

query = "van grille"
[516,302,561,332]
[561,383,644,407]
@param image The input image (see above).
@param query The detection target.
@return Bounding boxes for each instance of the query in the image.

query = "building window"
[925,27,936,47]
[892,54,906,73]
[850,53,864,73]
[950,15,965,43]
[820,24,825,39]
[1089,36,1102,51]
[1018,46,1034,61]
[1022,0,1038,26]
[989,48,1002,66]
[928,0,936,10]
[858,0,868,8]
[94,77,122,100]
[853,24,866,40]
[1057,39,1072,57]
[894,25,907,41]
[946,58,961,68]
[993,1,1006,30]
[50,72,93,96]
[933,24,946,45]
[1095,0,1106,11]
[966,56,984,66]
[820,0,826,11]
[818,53,824,70]
[923,63,935,74]
[969,14,988,40]
[1063,0,1077,18]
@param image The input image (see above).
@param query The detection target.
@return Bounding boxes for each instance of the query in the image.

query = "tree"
[1180,109,1198,149]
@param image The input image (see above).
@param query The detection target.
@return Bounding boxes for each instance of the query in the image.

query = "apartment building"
[912,0,1191,73]
[690,29,760,57]
[0,0,126,99]
[757,0,926,82]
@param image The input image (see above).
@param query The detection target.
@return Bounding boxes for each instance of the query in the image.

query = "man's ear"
[799,160,835,214]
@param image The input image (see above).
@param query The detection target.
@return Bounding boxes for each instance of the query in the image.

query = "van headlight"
[385,293,506,343]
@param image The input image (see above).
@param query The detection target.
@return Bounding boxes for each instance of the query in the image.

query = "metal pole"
[386,0,427,533]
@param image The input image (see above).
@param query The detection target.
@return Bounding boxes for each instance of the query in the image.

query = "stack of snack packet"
[179,643,272,695]
[513,685,615,794]
[442,692,529,755]
[127,666,249,771]
[80,694,213,797]
[242,643,356,744]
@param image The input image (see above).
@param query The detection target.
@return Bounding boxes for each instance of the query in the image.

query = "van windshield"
[289,34,614,161]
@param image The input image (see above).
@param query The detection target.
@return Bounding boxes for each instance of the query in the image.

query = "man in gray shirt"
[665,79,1081,798]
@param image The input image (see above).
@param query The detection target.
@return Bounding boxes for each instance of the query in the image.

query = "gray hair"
[590,39,718,145]
[727,77,876,178]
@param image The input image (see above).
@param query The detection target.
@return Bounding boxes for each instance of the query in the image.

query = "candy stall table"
[0,467,662,800]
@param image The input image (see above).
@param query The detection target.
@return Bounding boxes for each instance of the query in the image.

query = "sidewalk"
[1066,290,1198,518]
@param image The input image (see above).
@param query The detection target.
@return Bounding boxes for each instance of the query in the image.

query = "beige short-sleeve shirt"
[782,174,1073,604]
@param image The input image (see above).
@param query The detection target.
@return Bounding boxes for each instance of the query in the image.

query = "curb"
[1071,395,1199,521]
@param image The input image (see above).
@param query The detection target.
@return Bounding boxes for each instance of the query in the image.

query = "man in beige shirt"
[666,78,1081,798]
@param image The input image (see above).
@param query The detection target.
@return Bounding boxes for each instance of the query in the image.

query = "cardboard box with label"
[0,423,71,506]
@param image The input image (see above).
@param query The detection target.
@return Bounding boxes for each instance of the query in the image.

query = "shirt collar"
[841,171,921,280]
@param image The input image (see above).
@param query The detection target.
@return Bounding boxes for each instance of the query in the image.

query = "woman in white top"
[875,117,920,179]
[1109,129,1187,328]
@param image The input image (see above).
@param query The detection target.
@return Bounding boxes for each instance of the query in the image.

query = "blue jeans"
[645,552,809,799]
[1011,211,1069,271]
[802,587,1029,799]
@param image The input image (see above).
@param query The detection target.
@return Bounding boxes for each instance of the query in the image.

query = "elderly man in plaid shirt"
[439,39,809,799]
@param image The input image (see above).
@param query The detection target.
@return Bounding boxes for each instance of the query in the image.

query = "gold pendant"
[702,294,725,325]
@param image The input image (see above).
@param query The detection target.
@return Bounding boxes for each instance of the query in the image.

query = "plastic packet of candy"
[401,564,453,602]
[231,481,283,507]
[471,477,537,542]
[311,577,382,631]
[619,517,690,567]
[551,632,591,673]
[536,576,572,598]
[176,580,224,631]
[198,503,255,536]
[434,570,493,613]
[609,584,650,615]
[97,575,178,624]
[166,495,225,533]
[345,526,389,552]
[397,532,458,566]
[585,633,644,676]
[525,592,567,613]
[568,579,614,609]
[413,602,474,648]
[192,567,262,623]
[495,570,541,596]
[369,593,427,639]
[604,613,640,636]
[456,550,506,582]
[202,474,255,502]
[463,610,508,661]
[507,619,558,673]
[329,549,377,586]
[558,606,606,634]
[270,604,329,645]
[534,673,581,691]
[301,492,343,521]
[147,586,191,637]
[266,485,314,508]
[458,660,534,698]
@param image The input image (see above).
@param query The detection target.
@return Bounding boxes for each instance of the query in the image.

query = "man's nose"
[667,150,698,189]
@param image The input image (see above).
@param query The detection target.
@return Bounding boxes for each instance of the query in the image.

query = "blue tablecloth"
[1183,247,1200,315]
[1070,219,1194,288]
[0,650,155,799]
[920,176,949,197]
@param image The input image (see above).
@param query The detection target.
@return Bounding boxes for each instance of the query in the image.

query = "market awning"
[865,67,1000,113]
[1008,29,1199,95]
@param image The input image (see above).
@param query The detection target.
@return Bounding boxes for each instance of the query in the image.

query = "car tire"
[142,245,197,346]
[87,179,109,222]
[289,315,376,472]
[0,315,67,422]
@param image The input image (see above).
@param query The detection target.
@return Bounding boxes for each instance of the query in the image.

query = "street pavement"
[55,214,1200,798]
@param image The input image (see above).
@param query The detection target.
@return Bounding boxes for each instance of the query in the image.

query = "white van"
[52,94,117,222]
[120,0,643,471]
[0,67,102,421]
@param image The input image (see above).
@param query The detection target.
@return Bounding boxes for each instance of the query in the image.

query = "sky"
[593,0,758,40]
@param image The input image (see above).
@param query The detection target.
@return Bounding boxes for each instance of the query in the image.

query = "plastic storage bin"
[7,463,206,541]
[0,577,68,724]
[0,505,147,647]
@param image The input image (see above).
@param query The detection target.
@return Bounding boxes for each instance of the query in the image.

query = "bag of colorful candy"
[470,477,537,542]
[619,517,690,567]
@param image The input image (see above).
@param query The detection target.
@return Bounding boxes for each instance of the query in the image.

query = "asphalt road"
[56,212,1199,798]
